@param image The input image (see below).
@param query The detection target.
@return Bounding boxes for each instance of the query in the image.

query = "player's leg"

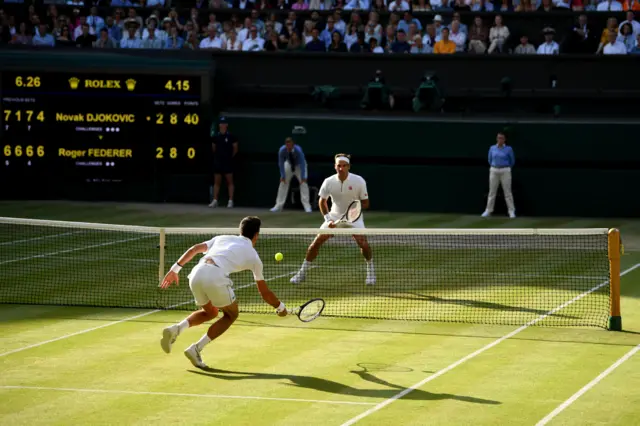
[185,274,238,368]
[290,233,332,284]
[210,173,222,208]
[482,167,500,217]
[351,219,375,285]
[501,169,516,218]
[225,173,234,208]
[295,165,312,213]
[272,161,293,212]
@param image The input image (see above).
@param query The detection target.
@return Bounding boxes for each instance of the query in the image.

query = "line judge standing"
[482,131,516,218]
[270,137,312,213]
[209,116,238,208]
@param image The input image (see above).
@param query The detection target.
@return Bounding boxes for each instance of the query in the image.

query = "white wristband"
[276,302,286,313]
[324,214,332,222]
[171,263,182,274]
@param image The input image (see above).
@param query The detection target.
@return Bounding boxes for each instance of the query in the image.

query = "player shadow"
[383,292,579,320]
[188,367,501,405]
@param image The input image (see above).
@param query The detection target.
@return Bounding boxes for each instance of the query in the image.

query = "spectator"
[287,31,305,50]
[471,0,495,11]
[482,131,516,219]
[200,24,223,49]
[564,13,595,53]
[183,31,201,50]
[410,34,431,53]
[321,16,337,47]
[597,17,618,54]
[306,27,326,51]
[488,14,509,53]
[514,34,536,53]
[165,25,184,49]
[370,37,385,53]
[348,11,365,33]
[516,0,536,11]
[452,0,471,12]
[537,27,560,54]
[233,0,256,9]
[631,34,640,54]
[56,25,74,47]
[391,29,411,53]
[497,0,515,11]
[76,23,96,48]
[365,21,382,44]
[249,10,264,33]
[398,11,422,33]
[372,0,387,12]
[413,0,432,11]
[292,0,310,10]
[603,30,627,54]
[94,27,116,48]
[345,0,371,9]
[619,11,640,36]
[381,25,397,51]
[105,16,122,42]
[433,15,445,38]
[265,31,281,51]
[538,0,559,11]
[468,16,488,53]
[433,0,454,11]
[237,17,253,43]
[554,0,572,9]
[302,20,315,43]
[226,29,242,50]
[449,20,467,51]
[433,27,456,53]
[328,30,348,52]
[120,20,142,48]
[597,0,623,10]
[33,23,55,46]
[451,12,468,34]
[344,23,359,49]
[422,24,437,51]
[73,15,94,40]
[242,25,264,51]
[406,22,421,45]
[87,7,105,33]
[389,0,411,11]
[143,25,164,49]
[350,32,371,52]
[11,22,32,45]
[617,22,635,52]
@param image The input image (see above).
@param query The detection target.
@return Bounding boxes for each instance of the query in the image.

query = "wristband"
[276,301,286,313]
[171,263,183,274]
[324,214,332,222]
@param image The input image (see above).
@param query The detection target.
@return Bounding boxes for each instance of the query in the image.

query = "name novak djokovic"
[55,113,136,123]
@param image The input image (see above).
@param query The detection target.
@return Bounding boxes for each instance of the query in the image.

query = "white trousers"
[274,161,311,210]
[485,167,515,214]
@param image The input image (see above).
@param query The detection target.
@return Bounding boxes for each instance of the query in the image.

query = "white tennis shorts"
[188,263,236,308]
[320,213,365,229]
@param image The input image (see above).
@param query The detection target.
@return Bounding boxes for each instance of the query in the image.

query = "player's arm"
[232,136,239,157]
[278,146,286,181]
[297,146,308,181]
[253,258,287,316]
[318,180,332,221]
[360,179,370,210]
[159,242,208,288]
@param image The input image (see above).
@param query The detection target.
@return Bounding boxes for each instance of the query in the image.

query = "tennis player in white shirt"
[290,153,376,285]
[159,216,287,369]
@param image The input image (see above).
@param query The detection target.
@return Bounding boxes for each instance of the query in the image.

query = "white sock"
[366,259,374,271]
[195,334,211,351]
[178,319,189,333]
[301,259,312,272]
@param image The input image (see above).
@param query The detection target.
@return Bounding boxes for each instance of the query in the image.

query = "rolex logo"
[68,77,80,90]
[125,79,137,92]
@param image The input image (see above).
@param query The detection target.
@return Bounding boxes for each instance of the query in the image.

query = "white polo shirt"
[603,41,628,55]
[319,172,368,217]
[200,235,264,281]
[199,36,223,49]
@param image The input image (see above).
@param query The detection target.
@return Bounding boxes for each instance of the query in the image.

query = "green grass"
[0,201,639,425]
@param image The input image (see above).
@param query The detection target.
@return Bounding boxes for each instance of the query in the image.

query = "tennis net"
[0,217,621,329]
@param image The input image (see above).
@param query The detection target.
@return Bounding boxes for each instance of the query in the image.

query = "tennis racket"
[287,298,325,322]
[334,200,362,228]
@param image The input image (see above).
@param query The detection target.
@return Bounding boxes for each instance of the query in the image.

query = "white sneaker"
[227,200,234,208]
[509,212,516,219]
[208,200,218,208]
[184,344,208,369]
[160,325,180,354]
[303,206,312,213]
[270,206,282,212]
[290,270,306,284]
[481,211,491,218]
[366,271,376,285]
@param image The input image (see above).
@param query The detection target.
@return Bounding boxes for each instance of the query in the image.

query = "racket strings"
[299,299,324,321]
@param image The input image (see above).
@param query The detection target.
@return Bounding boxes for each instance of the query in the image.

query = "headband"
[335,156,350,164]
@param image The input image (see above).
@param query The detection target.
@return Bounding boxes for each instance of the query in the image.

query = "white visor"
[335,156,350,164]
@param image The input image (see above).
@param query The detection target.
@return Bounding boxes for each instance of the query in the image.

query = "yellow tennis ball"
[275,252,284,262]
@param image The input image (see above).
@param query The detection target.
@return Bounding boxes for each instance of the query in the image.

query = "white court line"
[0,385,375,406]
[0,270,300,358]
[0,235,156,266]
[340,262,640,426]
[535,343,640,426]
[0,231,85,246]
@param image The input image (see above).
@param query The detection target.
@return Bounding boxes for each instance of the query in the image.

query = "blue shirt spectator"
[32,26,55,47]
[278,143,307,180]
[488,144,515,168]
[397,13,423,34]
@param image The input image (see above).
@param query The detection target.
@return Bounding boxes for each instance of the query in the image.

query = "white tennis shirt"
[200,235,264,281]
[319,172,369,217]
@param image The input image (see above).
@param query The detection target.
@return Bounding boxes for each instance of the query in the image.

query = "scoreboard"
[0,69,211,200]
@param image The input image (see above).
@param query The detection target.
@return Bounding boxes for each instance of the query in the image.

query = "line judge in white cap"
[290,153,376,286]
[270,136,312,213]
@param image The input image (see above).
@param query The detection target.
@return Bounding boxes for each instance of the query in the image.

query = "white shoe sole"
[160,327,177,354]
[184,346,207,369]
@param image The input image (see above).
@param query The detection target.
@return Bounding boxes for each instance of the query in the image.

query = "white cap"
[434,15,443,22]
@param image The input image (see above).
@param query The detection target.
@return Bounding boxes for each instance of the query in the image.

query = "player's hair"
[240,216,261,239]
[285,137,294,144]
[334,153,351,163]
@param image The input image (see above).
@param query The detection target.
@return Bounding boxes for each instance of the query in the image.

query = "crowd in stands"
[1,1,639,54]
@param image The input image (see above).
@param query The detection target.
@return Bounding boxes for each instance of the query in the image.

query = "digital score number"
[155,146,197,160]
[4,110,46,122]
[153,113,200,125]
[3,145,45,158]
[13,76,42,88]
[164,80,192,92]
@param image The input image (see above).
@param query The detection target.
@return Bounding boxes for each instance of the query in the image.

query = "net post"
[158,228,166,286]
[607,228,622,331]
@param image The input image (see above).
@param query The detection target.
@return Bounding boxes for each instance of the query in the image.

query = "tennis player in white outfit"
[290,153,376,285]
[159,216,287,369]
